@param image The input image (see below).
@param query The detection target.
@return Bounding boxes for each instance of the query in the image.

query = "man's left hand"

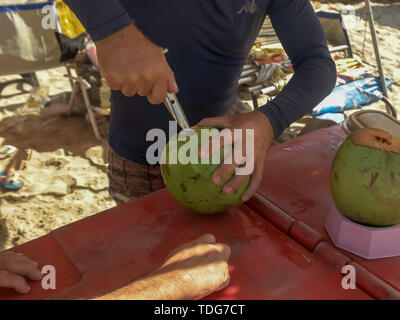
[0,251,42,294]
[197,110,274,202]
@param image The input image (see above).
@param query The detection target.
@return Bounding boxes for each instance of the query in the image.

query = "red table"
[1,125,399,300]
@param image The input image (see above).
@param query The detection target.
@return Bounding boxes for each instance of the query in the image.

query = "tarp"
[312,77,392,122]
[0,0,62,75]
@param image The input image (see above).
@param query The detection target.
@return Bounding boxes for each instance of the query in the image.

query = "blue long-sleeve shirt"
[65,0,336,164]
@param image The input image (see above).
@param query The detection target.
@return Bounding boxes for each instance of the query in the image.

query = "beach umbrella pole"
[365,0,389,98]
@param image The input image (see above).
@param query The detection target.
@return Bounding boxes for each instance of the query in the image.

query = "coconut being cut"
[161,126,250,214]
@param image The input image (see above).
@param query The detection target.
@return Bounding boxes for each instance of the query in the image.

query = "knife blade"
[162,48,190,129]
[164,93,190,129]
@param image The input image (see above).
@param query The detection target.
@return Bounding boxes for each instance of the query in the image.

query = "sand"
[0,66,115,250]
[0,1,399,250]
[318,1,400,110]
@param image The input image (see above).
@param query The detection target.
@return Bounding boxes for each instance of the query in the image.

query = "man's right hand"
[95,24,179,104]
[155,234,231,299]
[91,234,231,300]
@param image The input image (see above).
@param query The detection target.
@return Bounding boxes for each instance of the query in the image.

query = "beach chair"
[239,2,396,125]
[239,11,353,107]
[0,0,83,94]
[64,46,109,143]
[0,1,60,96]
[0,0,109,142]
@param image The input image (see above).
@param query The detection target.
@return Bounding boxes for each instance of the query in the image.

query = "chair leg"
[67,83,79,116]
[251,92,259,109]
[381,96,397,119]
[65,65,75,90]
[79,81,106,143]
[21,72,39,88]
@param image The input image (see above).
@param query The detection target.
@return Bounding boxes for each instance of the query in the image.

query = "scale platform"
[325,205,400,259]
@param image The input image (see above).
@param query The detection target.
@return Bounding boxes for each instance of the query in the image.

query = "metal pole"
[365,0,388,98]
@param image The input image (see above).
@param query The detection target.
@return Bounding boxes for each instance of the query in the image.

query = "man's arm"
[63,0,178,104]
[199,0,336,201]
[94,234,231,300]
[63,0,131,42]
[259,0,337,138]
[93,272,183,300]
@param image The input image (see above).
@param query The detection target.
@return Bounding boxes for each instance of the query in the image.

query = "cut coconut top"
[351,128,400,155]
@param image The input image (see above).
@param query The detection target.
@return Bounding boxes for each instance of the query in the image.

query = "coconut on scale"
[330,127,400,227]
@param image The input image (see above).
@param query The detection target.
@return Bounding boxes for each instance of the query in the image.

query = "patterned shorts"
[107,148,165,204]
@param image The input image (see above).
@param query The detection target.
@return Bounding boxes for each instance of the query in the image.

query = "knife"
[164,93,190,129]
[162,48,190,129]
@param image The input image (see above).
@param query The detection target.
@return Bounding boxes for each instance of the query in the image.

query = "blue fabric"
[315,113,345,124]
[64,0,336,164]
[313,77,392,116]
[0,2,53,12]
[3,181,23,191]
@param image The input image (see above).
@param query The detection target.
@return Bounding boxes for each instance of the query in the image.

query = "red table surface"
[0,125,397,300]
[256,125,400,294]
[0,190,369,300]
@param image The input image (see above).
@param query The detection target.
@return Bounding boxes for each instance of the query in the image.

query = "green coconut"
[330,128,400,227]
[160,126,250,214]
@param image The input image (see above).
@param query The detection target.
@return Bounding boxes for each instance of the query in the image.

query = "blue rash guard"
[65,0,336,165]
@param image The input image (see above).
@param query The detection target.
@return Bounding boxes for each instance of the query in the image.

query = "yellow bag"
[56,0,86,38]
[248,45,285,62]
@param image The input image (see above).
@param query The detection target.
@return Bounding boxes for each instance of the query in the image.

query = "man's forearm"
[259,56,337,137]
[93,272,186,300]
[63,0,132,41]
[262,0,337,138]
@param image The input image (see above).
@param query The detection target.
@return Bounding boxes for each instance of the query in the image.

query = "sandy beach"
[0,67,115,250]
[0,1,399,250]
[319,1,400,110]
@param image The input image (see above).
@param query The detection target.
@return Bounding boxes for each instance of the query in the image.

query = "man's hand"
[95,234,231,300]
[0,251,42,294]
[155,234,231,300]
[197,111,274,202]
[95,24,178,104]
